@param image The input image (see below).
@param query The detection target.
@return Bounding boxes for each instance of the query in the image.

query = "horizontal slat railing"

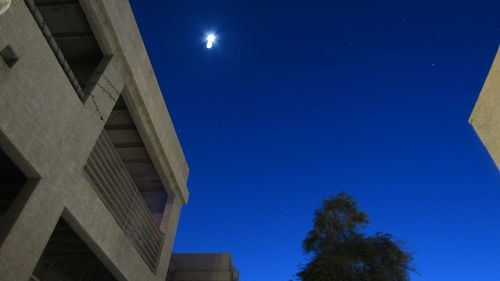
[85,131,162,270]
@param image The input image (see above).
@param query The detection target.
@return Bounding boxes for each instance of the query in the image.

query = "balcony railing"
[85,131,162,271]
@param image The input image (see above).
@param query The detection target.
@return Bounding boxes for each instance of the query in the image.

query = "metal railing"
[85,131,162,271]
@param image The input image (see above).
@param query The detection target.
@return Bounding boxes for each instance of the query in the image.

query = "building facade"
[470,48,500,170]
[168,254,239,281]
[0,0,195,280]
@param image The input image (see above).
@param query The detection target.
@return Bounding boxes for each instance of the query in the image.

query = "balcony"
[25,0,106,101]
[85,98,169,271]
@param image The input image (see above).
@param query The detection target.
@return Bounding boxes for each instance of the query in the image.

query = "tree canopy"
[297,192,414,281]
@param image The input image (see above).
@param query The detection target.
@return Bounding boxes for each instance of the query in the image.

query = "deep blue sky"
[129,1,500,280]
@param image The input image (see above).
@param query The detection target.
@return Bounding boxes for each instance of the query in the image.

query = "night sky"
[129,1,500,280]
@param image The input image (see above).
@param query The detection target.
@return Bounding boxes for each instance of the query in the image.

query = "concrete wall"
[0,1,189,280]
[470,47,500,170]
[169,254,239,281]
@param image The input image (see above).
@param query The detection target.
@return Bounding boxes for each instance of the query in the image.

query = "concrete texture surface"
[0,0,189,280]
[470,47,500,170]
[169,254,239,281]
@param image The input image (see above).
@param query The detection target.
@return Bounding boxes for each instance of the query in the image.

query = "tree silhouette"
[297,192,415,281]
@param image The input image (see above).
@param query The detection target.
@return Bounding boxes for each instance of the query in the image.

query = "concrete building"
[0,1,238,281]
[470,48,500,170]
[168,254,239,281]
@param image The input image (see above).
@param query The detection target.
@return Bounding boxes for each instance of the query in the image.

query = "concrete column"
[0,178,65,281]
[156,196,183,281]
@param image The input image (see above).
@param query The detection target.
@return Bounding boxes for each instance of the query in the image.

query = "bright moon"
[206,34,216,48]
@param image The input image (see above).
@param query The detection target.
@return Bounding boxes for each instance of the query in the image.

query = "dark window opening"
[32,218,118,281]
[0,149,27,216]
[25,0,104,100]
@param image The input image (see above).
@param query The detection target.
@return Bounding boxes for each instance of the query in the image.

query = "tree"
[297,192,415,281]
